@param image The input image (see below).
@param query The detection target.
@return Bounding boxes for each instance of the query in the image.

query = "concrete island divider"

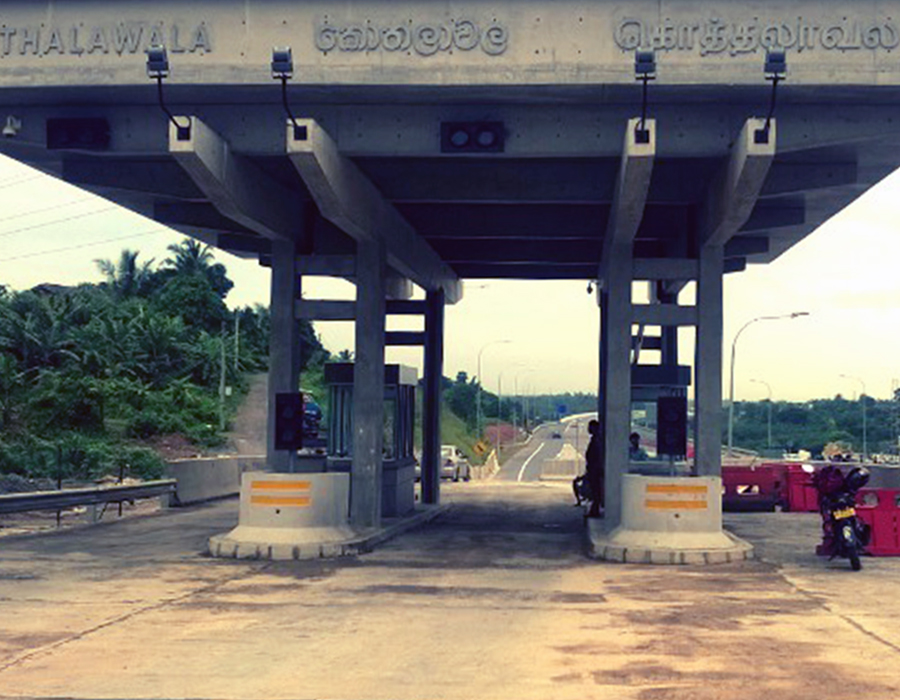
[164,455,267,506]
[588,474,754,565]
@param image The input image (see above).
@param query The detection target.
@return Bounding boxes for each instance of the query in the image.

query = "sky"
[0,152,898,402]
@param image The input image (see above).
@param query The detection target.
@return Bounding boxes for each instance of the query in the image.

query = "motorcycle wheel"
[850,549,862,571]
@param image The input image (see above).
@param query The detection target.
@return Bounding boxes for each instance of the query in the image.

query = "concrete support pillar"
[267,240,301,473]
[601,244,633,529]
[351,240,387,528]
[422,289,445,505]
[694,245,725,477]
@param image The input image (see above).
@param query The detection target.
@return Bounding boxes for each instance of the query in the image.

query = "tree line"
[0,239,323,482]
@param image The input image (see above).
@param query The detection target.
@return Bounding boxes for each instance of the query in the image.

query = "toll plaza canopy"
[2,0,900,535]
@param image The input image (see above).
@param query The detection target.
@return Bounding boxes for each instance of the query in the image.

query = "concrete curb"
[208,502,450,561]
[586,521,755,565]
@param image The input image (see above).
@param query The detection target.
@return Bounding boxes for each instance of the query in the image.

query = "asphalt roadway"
[1,481,900,700]
[496,418,591,482]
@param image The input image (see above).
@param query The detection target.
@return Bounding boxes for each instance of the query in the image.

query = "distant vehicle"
[413,446,471,482]
[441,445,471,482]
[550,432,562,439]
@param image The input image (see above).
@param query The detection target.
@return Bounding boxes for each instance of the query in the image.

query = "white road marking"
[517,442,546,483]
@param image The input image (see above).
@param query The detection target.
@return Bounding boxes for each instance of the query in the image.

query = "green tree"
[94,249,155,299]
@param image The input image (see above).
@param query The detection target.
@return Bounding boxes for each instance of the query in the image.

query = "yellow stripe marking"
[645,499,709,510]
[646,484,709,495]
[252,481,311,491]
[250,496,311,507]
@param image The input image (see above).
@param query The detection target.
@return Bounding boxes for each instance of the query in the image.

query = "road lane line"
[517,442,545,482]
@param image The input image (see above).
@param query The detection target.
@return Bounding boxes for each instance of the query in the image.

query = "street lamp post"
[750,378,773,449]
[840,374,867,462]
[476,340,511,442]
[728,312,809,456]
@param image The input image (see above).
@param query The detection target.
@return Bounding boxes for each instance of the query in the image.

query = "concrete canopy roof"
[2,0,900,295]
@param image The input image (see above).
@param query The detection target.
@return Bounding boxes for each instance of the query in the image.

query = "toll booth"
[324,363,417,517]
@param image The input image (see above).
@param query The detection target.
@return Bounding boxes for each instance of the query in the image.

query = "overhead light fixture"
[146,45,191,140]
[440,122,505,153]
[634,49,656,143]
[757,49,786,143]
[272,47,306,141]
[2,115,21,138]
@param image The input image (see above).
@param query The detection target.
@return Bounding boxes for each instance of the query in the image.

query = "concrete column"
[352,239,387,528]
[266,240,301,473]
[601,243,633,529]
[422,289,445,505]
[694,245,725,477]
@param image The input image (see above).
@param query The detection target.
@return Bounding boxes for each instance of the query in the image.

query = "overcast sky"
[1,152,898,402]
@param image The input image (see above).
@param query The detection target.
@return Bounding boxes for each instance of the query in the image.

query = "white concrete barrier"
[209,472,357,559]
[589,474,753,565]
[540,444,583,480]
[165,456,266,505]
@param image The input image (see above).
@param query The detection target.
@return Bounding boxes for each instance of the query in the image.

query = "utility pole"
[234,312,240,374]
[219,321,227,431]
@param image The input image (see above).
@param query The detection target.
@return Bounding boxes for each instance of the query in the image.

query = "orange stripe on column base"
[645,484,709,494]
[250,496,311,507]
[252,481,312,491]
[645,499,709,510]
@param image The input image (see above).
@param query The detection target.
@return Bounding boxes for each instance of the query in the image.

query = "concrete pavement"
[0,482,899,699]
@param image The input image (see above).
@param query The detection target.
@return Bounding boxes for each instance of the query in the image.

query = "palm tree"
[163,239,214,275]
[162,238,233,299]
[94,250,155,299]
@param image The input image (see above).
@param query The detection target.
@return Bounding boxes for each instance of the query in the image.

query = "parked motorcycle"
[813,465,871,571]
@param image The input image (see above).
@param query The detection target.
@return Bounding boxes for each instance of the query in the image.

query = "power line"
[0,175,43,189]
[0,206,119,238]
[0,229,167,263]
[0,198,93,224]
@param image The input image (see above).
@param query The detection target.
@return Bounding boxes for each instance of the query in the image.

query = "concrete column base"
[207,471,447,560]
[586,474,754,565]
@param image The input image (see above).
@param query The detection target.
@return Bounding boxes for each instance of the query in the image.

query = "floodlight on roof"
[757,49,787,144]
[634,49,656,140]
[146,44,190,140]
[271,47,294,79]
[272,47,305,140]
[146,45,169,79]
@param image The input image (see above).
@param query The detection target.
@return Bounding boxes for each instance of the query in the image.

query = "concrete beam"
[632,304,698,327]
[386,300,428,316]
[169,117,298,241]
[385,332,426,347]
[701,118,776,247]
[295,300,356,322]
[600,118,656,286]
[286,119,462,304]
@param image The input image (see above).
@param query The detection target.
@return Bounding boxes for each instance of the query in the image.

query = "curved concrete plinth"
[209,525,366,560]
[587,474,755,565]
[587,519,754,565]
[209,504,449,560]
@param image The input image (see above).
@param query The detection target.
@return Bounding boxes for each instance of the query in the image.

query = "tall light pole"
[750,378,773,449]
[514,368,535,436]
[476,340,511,442]
[728,312,809,456]
[840,373,867,462]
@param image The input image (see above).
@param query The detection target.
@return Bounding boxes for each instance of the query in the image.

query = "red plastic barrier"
[784,464,819,513]
[722,463,786,512]
[856,488,900,557]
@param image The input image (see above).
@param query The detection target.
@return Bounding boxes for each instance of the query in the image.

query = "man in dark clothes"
[585,419,604,517]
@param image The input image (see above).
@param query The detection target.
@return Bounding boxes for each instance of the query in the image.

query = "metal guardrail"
[0,479,177,515]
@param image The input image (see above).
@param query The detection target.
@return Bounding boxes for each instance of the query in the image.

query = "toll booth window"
[328,385,353,458]
[383,389,397,460]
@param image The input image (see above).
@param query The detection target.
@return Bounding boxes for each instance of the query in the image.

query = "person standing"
[585,419,604,517]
